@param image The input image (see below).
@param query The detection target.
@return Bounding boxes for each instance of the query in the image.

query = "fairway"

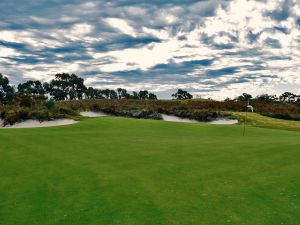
[1,117,300,225]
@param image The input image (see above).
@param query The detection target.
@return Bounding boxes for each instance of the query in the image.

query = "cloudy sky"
[0,0,299,99]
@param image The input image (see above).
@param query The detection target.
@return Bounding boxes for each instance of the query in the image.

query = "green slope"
[230,112,300,132]
[0,117,300,225]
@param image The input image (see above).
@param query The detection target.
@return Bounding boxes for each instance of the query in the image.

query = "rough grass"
[0,117,300,225]
[231,112,300,132]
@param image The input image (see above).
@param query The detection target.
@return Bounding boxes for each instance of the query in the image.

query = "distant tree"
[46,73,87,101]
[43,82,51,94]
[121,89,130,99]
[131,91,139,99]
[85,87,99,99]
[172,89,193,100]
[138,90,149,100]
[236,93,252,102]
[255,94,278,103]
[109,90,118,99]
[18,80,45,96]
[117,88,123,99]
[117,88,131,99]
[0,73,15,104]
[279,92,297,103]
[100,89,117,99]
[148,93,157,100]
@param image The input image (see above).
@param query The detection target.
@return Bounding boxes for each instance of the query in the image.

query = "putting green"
[0,117,299,225]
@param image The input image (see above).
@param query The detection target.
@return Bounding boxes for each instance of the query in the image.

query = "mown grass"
[0,117,300,225]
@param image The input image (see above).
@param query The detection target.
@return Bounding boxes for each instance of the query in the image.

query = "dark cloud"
[265,0,291,21]
[91,36,162,52]
[207,67,239,77]
[264,38,282,49]
[247,31,261,44]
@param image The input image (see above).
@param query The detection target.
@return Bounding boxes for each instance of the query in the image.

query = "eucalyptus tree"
[0,73,15,104]
[148,93,157,100]
[172,89,193,100]
[279,92,297,103]
[17,80,45,96]
[46,73,87,101]
[131,91,139,99]
[236,93,252,102]
[255,94,278,103]
[138,90,149,100]
[100,89,118,99]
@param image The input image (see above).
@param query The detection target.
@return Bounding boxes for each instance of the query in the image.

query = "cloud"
[0,0,299,99]
[265,0,291,21]
[104,18,137,37]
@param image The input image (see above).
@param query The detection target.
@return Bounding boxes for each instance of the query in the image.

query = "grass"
[230,112,300,132]
[0,117,300,225]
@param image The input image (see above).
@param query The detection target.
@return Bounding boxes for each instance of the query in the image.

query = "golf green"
[0,117,299,225]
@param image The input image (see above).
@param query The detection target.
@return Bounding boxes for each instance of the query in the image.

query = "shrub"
[2,108,31,126]
[43,98,55,110]
[31,109,52,122]
[53,106,79,118]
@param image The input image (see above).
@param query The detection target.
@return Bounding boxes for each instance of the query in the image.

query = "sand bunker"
[208,119,238,125]
[161,114,198,123]
[80,111,108,117]
[0,119,78,129]
[162,114,238,125]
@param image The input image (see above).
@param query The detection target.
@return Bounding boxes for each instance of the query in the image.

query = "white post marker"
[247,104,254,112]
[243,101,254,136]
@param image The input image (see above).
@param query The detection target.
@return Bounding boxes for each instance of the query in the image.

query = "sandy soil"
[161,114,199,123]
[208,119,239,125]
[80,111,108,117]
[161,114,238,125]
[0,119,78,128]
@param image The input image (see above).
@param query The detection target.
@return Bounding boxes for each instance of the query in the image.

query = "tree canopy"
[172,89,193,100]
[1,72,300,104]
[0,73,14,104]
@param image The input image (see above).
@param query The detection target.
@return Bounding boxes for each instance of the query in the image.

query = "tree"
[18,80,45,96]
[131,91,139,99]
[100,89,117,99]
[46,73,87,101]
[0,73,14,104]
[117,88,123,99]
[138,90,149,100]
[255,94,278,103]
[43,82,51,94]
[148,93,157,100]
[279,92,297,103]
[117,88,132,99]
[172,89,193,100]
[236,93,252,102]
[86,87,98,99]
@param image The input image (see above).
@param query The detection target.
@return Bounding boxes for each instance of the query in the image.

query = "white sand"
[208,119,238,125]
[80,111,108,117]
[0,119,78,128]
[161,114,198,123]
[162,114,238,125]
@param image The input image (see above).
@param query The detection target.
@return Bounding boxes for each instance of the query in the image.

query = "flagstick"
[243,108,248,136]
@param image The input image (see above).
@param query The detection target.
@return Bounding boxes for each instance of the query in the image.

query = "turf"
[0,117,300,225]
[231,112,300,132]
